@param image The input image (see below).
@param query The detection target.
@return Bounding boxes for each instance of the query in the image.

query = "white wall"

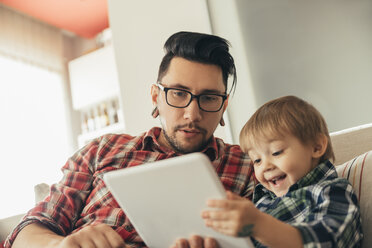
[206,0,257,143]
[63,34,97,153]
[108,0,372,143]
[233,0,372,133]
[107,0,232,141]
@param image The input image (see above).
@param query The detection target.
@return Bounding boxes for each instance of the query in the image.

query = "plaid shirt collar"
[141,127,218,161]
[254,160,336,201]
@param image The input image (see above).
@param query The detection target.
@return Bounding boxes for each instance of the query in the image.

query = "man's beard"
[161,123,212,154]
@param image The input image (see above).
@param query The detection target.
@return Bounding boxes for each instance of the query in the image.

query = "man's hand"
[12,223,128,248]
[57,223,127,248]
[171,235,218,248]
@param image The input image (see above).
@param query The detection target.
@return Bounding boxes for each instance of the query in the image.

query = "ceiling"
[0,0,109,39]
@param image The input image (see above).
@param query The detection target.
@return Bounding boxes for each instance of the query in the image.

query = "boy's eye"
[272,150,283,156]
[253,158,261,164]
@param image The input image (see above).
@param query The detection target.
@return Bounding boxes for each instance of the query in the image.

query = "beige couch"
[0,183,50,243]
[331,123,372,246]
[1,123,371,246]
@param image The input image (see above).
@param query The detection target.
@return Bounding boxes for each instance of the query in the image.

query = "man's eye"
[172,90,187,98]
[201,95,218,102]
[272,150,283,156]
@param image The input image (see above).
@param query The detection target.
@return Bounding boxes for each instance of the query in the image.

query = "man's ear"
[219,117,225,126]
[312,133,328,159]
[151,84,159,105]
[219,95,229,126]
[223,94,229,112]
[150,84,160,118]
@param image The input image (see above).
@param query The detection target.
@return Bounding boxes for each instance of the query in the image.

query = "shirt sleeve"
[4,138,101,247]
[292,180,363,248]
[241,170,257,200]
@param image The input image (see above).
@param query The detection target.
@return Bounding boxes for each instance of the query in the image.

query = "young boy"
[201,96,363,247]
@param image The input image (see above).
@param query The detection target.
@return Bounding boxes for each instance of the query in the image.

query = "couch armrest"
[0,214,24,241]
[330,123,372,164]
[0,183,50,243]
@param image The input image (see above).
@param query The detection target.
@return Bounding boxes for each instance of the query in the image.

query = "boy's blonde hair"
[239,95,335,163]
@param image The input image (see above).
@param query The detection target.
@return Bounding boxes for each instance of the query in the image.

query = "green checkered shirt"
[253,160,363,248]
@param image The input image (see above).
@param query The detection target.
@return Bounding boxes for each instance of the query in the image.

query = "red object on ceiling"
[0,0,109,39]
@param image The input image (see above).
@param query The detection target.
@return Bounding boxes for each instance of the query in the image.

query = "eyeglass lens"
[166,88,224,112]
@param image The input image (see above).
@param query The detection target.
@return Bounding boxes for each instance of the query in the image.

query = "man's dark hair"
[157,31,237,94]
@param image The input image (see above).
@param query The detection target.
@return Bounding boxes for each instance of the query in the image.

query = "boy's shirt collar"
[253,160,336,201]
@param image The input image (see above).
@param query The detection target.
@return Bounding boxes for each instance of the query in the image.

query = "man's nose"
[183,98,202,122]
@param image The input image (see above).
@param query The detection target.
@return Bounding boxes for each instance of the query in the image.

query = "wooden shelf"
[78,122,125,148]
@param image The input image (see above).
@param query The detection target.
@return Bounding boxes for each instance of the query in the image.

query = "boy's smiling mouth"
[268,174,287,186]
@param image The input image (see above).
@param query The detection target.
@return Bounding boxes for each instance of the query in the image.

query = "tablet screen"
[104,152,254,248]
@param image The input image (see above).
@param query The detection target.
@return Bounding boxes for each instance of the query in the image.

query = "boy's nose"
[262,160,275,171]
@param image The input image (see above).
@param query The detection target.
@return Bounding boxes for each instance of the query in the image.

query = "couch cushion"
[336,150,371,247]
[331,123,372,165]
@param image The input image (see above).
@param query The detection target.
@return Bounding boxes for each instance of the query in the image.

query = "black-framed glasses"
[157,83,227,112]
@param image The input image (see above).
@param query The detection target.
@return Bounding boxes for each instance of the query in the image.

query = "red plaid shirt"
[5,127,253,247]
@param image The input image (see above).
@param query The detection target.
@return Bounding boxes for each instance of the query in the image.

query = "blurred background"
[0,0,371,218]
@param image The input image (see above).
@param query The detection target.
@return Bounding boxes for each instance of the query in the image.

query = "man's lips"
[178,129,202,138]
[179,129,200,133]
[175,124,206,135]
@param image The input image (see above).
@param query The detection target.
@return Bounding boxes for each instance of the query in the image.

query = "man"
[6,31,254,248]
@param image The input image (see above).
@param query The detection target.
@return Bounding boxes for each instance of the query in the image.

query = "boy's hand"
[201,191,259,237]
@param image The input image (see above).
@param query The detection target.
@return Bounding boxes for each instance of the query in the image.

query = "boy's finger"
[207,199,230,208]
[207,198,241,209]
[205,219,237,235]
[202,210,230,221]
[226,191,243,200]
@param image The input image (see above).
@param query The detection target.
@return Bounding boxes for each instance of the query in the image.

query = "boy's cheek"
[254,168,263,181]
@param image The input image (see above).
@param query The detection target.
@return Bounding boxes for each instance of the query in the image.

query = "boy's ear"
[312,133,328,159]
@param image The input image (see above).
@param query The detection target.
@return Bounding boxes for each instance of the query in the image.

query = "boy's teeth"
[271,175,285,185]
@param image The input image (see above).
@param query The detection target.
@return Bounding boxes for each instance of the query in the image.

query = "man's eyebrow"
[267,139,283,143]
[164,83,188,89]
[202,89,226,94]
[165,83,225,94]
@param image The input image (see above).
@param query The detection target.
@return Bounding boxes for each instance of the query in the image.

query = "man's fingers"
[204,237,218,248]
[91,232,112,248]
[100,224,126,247]
[63,224,126,248]
[171,236,219,248]
[189,235,203,248]
[175,238,190,248]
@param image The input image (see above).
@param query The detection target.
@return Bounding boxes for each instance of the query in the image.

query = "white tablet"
[103,152,254,248]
